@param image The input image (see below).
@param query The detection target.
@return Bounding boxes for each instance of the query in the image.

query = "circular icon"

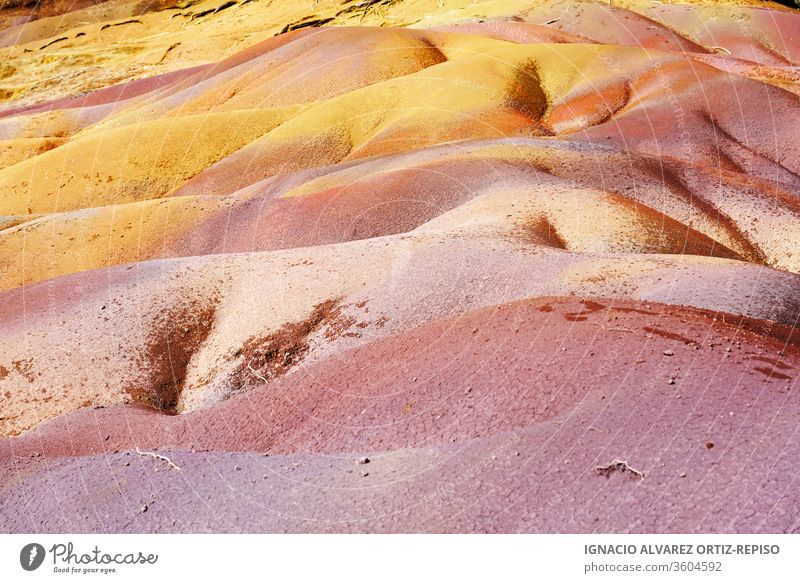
[20,543,46,571]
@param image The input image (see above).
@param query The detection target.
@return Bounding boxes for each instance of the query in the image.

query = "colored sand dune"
[0,0,799,532]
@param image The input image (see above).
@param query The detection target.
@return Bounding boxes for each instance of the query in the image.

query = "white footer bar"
[1,534,796,582]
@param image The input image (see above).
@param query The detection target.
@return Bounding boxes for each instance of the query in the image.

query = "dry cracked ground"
[0,0,799,533]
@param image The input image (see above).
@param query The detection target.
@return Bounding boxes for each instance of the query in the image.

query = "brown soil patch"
[507,60,548,120]
[506,60,553,135]
[753,366,792,381]
[231,298,356,392]
[643,326,697,345]
[127,295,218,413]
[564,299,606,322]
[12,358,35,382]
[750,355,793,370]
[37,138,64,154]
[519,216,568,250]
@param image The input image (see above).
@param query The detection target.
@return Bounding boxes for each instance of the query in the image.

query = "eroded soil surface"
[1,0,799,533]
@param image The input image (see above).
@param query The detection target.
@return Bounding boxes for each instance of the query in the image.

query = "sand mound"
[3,296,798,532]
[1,0,799,533]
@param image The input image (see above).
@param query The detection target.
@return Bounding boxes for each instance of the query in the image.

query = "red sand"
[1,0,800,533]
[2,297,798,532]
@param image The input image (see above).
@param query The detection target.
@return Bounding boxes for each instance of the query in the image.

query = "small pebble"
[663,349,674,356]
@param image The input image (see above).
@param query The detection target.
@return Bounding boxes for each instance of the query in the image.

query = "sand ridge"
[0,0,799,533]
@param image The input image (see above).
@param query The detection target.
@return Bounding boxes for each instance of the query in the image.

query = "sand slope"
[0,0,799,533]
